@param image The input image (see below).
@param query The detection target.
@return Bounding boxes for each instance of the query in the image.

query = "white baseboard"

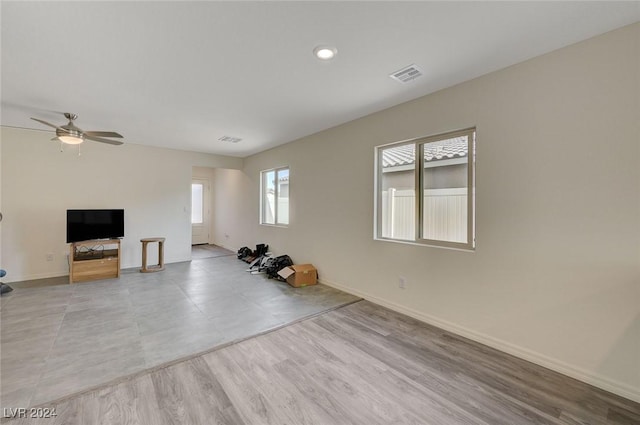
[319,278,640,404]
[4,257,193,284]
[213,243,235,252]
[4,270,69,283]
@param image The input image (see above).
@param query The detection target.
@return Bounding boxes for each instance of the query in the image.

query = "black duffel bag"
[237,246,252,260]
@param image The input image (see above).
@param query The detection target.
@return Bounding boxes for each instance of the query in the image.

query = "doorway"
[191,178,210,245]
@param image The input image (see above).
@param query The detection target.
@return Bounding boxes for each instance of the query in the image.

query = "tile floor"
[0,252,360,408]
[190,244,235,260]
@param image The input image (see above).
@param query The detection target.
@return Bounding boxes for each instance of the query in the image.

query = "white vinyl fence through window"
[264,194,289,225]
[382,188,467,243]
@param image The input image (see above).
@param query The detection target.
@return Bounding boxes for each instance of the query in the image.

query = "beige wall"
[0,137,3,269]
[229,24,640,400]
[211,167,249,251]
[1,127,242,282]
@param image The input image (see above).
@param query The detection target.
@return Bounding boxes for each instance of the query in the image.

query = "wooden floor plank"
[338,306,609,423]
[272,358,363,425]
[203,349,289,425]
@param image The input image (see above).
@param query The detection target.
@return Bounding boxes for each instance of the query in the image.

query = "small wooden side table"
[140,237,165,273]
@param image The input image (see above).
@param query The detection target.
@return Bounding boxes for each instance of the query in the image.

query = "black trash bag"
[237,247,252,260]
[264,255,294,280]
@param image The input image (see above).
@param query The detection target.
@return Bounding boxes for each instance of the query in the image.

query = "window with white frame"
[375,128,475,250]
[261,166,289,226]
[191,183,204,224]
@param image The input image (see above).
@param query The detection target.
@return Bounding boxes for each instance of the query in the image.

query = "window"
[191,182,204,224]
[261,166,289,225]
[375,128,475,250]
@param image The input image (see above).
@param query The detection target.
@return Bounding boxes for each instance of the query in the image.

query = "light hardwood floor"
[3,300,638,424]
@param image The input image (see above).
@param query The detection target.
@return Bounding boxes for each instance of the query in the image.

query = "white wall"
[211,167,249,251]
[1,127,242,282]
[226,24,640,400]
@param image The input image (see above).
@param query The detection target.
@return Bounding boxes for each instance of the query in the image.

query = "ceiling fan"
[31,113,123,145]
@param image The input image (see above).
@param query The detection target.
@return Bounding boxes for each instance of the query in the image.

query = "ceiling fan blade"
[84,135,124,145]
[31,117,65,131]
[84,131,123,138]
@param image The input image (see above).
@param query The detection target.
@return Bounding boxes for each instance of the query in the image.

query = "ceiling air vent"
[389,64,424,83]
[218,136,242,143]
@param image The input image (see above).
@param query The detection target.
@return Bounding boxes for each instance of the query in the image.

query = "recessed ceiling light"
[313,46,337,60]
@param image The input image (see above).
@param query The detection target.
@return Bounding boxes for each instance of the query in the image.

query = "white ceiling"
[2,2,639,157]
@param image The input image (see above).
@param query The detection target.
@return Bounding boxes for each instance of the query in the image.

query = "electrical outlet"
[46,253,54,262]
[398,276,406,289]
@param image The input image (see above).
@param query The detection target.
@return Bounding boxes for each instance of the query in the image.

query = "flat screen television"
[66,209,125,243]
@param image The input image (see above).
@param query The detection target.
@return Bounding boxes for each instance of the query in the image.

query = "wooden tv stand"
[69,239,121,283]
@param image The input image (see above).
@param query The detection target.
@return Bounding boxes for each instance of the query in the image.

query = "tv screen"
[67,209,125,243]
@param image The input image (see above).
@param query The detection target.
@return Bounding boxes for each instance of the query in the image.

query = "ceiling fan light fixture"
[58,135,84,145]
[31,113,123,146]
[313,45,337,60]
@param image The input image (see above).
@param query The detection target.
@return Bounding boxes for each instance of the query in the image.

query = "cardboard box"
[277,264,317,287]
